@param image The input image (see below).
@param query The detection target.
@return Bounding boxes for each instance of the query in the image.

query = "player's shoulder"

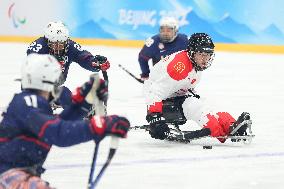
[176,33,189,42]
[67,39,77,49]
[15,91,51,112]
[144,34,159,48]
[32,37,47,45]
[166,50,193,81]
[68,39,77,45]
[178,33,188,39]
[68,39,83,52]
[7,92,33,114]
[27,37,48,54]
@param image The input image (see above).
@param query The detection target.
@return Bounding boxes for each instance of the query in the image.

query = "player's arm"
[69,40,110,72]
[138,49,151,79]
[26,109,129,147]
[138,37,156,79]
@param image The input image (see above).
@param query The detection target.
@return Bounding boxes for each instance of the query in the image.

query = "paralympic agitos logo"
[8,3,26,28]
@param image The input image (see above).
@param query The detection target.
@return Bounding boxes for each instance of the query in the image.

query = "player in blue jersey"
[138,17,188,80]
[0,54,129,188]
[27,21,109,109]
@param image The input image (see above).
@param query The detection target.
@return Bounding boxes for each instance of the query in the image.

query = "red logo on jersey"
[167,51,192,81]
[175,62,186,73]
[191,79,196,84]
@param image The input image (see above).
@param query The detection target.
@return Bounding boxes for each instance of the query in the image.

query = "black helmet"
[187,33,215,71]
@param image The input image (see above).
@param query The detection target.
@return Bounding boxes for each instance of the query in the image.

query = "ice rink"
[0,42,284,189]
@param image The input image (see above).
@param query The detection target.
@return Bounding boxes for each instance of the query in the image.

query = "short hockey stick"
[87,71,108,189]
[87,142,100,189]
[118,64,144,84]
[87,71,120,189]
[89,137,119,189]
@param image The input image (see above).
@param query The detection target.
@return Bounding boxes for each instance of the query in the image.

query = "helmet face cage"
[47,41,69,61]
[187,33,215,71]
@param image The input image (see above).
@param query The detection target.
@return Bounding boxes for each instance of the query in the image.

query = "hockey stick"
[89,137,119,189]
[130,124,150,130]
[118,64,144,84]
[87,138,119,189]
[87,142,100,189]
[87,71,108,189]
[87,71,120,189]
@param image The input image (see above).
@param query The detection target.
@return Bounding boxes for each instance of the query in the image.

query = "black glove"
[96,79,108,104]
[149,122,170,140]
[92,55,110,71]
[146,113,170,140]
[90,115,130,139]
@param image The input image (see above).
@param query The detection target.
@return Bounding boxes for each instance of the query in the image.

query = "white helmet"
[44,21,69,43]
[160,17,179,31]
[44,21,69,60]
[21,54,62,93]
[159,17,179,43]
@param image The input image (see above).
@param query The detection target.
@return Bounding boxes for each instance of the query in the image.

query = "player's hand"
[71,76,95,104]
[90,115,130,139]
[140,73,149,81]
[92,55,110,71]
[96,79,108,104]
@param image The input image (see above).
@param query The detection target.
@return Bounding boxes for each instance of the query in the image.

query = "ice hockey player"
[138,17,188,81]
[27,21,109,109]
[0,54,129,188]
[144,33,252,142]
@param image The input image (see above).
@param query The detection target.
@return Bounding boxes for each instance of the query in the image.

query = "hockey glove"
[90,115,130,140]
[149,121,170,140]
[96,78,108,104]
[71,76,95,104]
[92,55,110,71]
[146,113,170,140]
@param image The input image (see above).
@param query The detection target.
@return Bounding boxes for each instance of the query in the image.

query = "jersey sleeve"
[26,109,100,146]
[68,40,100,72]
[138,37,157,76]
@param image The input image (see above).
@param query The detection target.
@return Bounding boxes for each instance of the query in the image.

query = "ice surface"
[0,42,284,189]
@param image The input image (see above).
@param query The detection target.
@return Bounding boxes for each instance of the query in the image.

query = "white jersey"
[144,50,201,105]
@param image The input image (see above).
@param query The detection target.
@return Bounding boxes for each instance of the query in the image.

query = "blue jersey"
[27,37,100,82]
[0,90,98,175]
[138,33,188,77]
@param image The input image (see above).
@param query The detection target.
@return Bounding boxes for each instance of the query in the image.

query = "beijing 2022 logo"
[8,3,26,28]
